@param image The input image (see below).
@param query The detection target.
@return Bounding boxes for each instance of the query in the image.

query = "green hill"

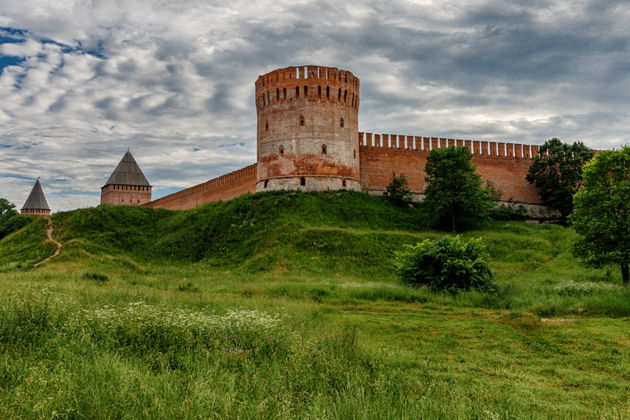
[1,191,629,418]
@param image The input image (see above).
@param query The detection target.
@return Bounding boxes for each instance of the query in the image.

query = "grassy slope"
[0,191,628,418]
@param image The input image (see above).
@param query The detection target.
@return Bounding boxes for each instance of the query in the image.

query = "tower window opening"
[344,90,347,103]
[265,120,269,131]
[264,179,268,188]
[318,86,321,97]
[262,95,265,106]
[300,177,306,186]
[296,86,299,97]
[338,88,341,101]
[276,88,279,100]
[340,117,344,128]
[299,115,305,126]
[304,86,308,97]
[326,86,330,98]
[342,179,347,187]
[283,87,286,99]
[279,145,284,155]
[322,144,327,154]
[353,149,356,159]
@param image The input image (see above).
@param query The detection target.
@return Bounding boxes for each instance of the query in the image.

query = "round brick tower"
[255,65,360,192]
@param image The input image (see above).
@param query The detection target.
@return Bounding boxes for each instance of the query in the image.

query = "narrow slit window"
[318,85,321,97]
[342,179,347,187]
[344,90,347,103]
[326,86,330,98]
[304,86,308,97]
[353,149,356,159]
[276,88,279,100]
[265,120,269,131]
[300,177,306,186]
[299,115,305,126]
[340,117,344,128]
[338,88,341,101]
[279,145,284,155]
[296,86,299,97]
[283,88,286,99]
[322,144,327,154]
[264,179,268,188]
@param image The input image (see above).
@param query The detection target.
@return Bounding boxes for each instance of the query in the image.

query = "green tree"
[386,172,411,206]
[423,146,497,233]
[526,138,594,221]
[570,147,630,286]
[0,198,31,239]
[396,235,497,294]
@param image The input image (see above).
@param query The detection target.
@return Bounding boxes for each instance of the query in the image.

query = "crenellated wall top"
[358,132,541,160]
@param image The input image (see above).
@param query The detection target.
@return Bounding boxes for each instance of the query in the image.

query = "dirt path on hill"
[34,218,62,267]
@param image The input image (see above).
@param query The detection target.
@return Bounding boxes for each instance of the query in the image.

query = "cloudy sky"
[1,0,628,211]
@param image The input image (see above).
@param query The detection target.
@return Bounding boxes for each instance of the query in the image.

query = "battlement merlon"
[359,132,541,160]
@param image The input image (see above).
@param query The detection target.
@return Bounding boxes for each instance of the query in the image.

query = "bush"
[385,172,412,206]
[396,236,497,294]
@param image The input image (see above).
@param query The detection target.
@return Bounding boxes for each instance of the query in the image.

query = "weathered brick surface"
[20,208,51,216]
[255,66,360,192]
[358,133,541,204]
[145,164,256,210]
[100,185,152,206]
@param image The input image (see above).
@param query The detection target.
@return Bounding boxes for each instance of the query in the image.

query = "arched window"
[340,117,344,128]
[322,144,327,154]
[299,115,305,126]
[300,177,306,186]
[279,145,284,155]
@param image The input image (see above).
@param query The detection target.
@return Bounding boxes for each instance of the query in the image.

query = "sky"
[1,0,629,211]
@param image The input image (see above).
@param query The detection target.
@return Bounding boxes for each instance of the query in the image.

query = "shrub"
[396,236,497,294]
[385,172,412,206]
[82,272,109,282]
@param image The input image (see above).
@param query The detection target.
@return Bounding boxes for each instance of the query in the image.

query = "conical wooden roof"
[103,151,151,187]
[22,178,50,211]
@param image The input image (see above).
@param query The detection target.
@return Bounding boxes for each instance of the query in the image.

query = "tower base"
[256,176,361,193]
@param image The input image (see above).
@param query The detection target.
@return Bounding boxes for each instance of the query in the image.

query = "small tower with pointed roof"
[21,178,51,216]
[101,151,152,206]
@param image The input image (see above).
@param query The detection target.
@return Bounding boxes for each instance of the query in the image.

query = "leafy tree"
[526,138,594,221]
[423,146,497,233]
[570,147,630,286]
[396,235,497,294]
[0,198,31,239]
[386,172,411,206]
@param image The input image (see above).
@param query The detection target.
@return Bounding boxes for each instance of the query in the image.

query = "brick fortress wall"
[358,133,549,216]
[144,164,256,210]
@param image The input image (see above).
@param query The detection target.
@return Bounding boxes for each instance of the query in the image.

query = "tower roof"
[22,178,50,211]
[103,151,151,187]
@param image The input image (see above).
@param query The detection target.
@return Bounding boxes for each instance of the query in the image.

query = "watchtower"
[255,65,360,192]
[21,178,51,216]
[100,151,152,206]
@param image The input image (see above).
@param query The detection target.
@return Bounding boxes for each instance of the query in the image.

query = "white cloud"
[1,0,629,211]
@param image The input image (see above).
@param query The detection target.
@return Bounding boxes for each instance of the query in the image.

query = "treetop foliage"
[0,198,32,240]
[570,146,630,285]
[386,172,412,206]
[423,146,497,233]
[526,138,594,221]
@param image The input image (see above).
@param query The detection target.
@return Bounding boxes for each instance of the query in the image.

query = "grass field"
[0,192,628,419]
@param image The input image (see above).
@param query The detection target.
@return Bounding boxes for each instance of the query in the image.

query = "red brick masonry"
[145,133,542,211]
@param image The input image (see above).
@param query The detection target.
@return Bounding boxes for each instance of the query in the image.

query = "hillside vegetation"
[0,191,628,418]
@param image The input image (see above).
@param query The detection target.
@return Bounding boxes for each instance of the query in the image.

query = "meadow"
[0,191,628,419]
